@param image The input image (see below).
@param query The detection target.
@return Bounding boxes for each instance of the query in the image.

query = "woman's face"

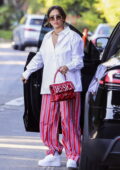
[48,9,64,29]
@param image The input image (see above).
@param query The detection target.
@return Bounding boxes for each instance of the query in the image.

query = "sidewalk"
[0,39,12,48]
[0,103,78,170]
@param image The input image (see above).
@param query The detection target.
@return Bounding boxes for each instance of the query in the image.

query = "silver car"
[89,23,113,45]
[12,14,45,50]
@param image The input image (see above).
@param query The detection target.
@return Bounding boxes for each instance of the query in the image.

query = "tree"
[26,0,53,14]
[0,5,19,29]
[95,0,120,26]
[53,0,97,15]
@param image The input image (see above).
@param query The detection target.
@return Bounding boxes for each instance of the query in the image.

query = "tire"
[18,44,25,51]
[79,148,108,170]
[12,44,18,50]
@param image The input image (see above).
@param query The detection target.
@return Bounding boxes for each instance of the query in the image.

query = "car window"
[98,27,113,35]
[101,23,120,63]
[107,33,120,60]
[30,19,43,26]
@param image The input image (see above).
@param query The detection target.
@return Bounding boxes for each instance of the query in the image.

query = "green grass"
[0,29,12,40]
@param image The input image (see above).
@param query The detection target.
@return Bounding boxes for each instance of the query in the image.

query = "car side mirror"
[96,37,109,52]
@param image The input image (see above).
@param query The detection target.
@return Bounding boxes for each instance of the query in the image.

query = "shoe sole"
[38,161,61,167]
[66,166,77,168]
[66,164,77,168]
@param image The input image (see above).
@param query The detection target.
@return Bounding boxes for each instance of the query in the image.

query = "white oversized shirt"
[22,26,84,94]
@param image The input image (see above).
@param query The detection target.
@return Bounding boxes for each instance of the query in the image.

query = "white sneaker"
[66,159,77,168]
[38,152,61,167]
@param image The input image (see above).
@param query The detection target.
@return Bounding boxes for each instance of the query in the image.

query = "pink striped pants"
[40,92,81,161]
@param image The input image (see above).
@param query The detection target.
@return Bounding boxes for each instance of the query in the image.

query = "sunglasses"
[49,15,62,21]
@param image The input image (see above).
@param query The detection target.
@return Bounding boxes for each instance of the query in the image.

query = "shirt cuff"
[22,71,31,80]
[66,63,74,71]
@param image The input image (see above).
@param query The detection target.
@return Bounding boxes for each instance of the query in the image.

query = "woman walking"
[22,6,84,168]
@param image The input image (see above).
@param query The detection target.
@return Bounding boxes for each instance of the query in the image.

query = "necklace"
[53,31,59,36]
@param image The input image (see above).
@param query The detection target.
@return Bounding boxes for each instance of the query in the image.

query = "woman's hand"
[59,66,69,75]
[21,76,28,83]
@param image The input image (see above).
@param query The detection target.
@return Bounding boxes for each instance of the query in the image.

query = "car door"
[23,17,52,132]
[101,22,120,62]
[23,16,100,132]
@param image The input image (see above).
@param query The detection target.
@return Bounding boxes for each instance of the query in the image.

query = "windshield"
[30,19,43,26]
[98,27,113,35]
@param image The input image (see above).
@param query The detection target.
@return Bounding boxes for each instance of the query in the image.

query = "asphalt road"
[0,43,68,170]
[0,43,26,105]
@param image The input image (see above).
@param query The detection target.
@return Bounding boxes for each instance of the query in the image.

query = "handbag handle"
[54,69,66,83]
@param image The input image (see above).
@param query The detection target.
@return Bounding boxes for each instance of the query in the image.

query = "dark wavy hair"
[47,6,66,21]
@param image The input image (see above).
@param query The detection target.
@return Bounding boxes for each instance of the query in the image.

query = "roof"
[25,14,45,19]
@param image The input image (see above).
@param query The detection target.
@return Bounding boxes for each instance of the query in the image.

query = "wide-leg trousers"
[40,92,81,161]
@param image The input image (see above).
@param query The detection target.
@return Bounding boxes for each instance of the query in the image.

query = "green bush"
[0,30,12,40]
[0,5,24,30]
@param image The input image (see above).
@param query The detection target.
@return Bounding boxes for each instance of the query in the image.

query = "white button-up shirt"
[23,26,84,94]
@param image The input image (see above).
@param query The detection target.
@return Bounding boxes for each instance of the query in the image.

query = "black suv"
[80,22,120,170]
[23,16,120,169]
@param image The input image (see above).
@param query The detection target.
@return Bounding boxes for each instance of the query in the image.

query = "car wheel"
[79,147,108,170]
[12,44,18,50]
[18,45,25,51]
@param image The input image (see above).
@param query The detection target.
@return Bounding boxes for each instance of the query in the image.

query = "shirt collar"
[48,26,70,38]
[55,26,70,36]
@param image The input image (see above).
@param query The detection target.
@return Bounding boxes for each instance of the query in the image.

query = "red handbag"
[49,70,75,102]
